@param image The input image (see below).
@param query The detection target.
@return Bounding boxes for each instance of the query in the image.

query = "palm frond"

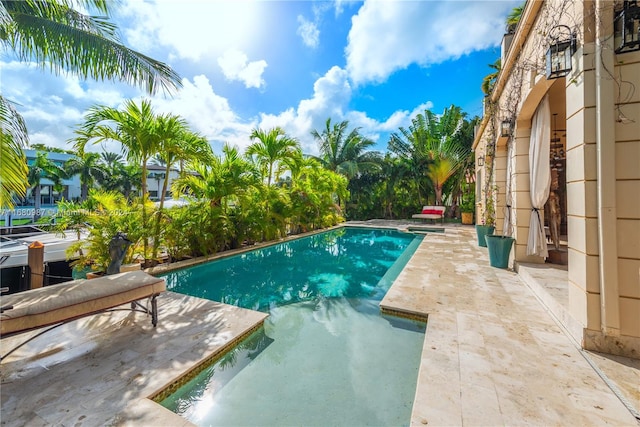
[3,0,181,95]
[0,95,29,208]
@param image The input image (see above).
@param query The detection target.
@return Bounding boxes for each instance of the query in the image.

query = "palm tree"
[64,152,106,200]
[389,116,432,206]
[380,154,411,219]
[0,0,182,208]
[173,145,260,251]
[74,99,163,261]
[311,118,380,180]
[96,152,143,198]
[389,105,466,206]
[115,164,143,200]
[0,96,29,208]
[100,151,124,170]
[247,127,300,186]
[153,116,212,209]
[481,58,502,96]
[174,144,257,211]
[74,99,161,198]
[149,117,211,261]
[27,151,66,220]
[506,4,524,33]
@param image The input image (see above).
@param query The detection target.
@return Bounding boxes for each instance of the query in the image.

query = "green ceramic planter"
[485,235,515,268]
[475,225,495,247]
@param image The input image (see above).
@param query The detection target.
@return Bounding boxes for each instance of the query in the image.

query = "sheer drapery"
[527,95,551,257]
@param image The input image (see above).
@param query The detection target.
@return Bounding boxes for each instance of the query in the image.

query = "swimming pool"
[160,227,426,426]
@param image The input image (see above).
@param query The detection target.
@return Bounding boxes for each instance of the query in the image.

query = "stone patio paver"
[380,224,638,426]
[1,293,267,426]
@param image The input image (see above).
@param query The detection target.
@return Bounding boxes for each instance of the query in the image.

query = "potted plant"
[460,195,475,225]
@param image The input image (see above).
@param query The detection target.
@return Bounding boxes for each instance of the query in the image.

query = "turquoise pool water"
[160,227,426,426]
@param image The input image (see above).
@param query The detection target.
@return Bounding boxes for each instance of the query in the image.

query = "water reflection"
[161,328,274,419]
[163,228,417,312]
[160,228,426,426]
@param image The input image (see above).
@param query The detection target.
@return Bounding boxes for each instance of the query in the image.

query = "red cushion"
[421,209,441,215]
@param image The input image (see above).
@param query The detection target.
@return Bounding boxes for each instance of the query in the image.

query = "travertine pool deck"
[0,293,267,426]
[377,223,639,426]
[1,222,638,426]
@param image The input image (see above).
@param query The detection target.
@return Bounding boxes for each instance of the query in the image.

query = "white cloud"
[346,0,514,85]
[151,75,256,151]
[217,49,268,89]
[297,15,320,48]
[1,61,130,151]
[2,60,257,153]
[118,0,267,61]
[258,67,432,154]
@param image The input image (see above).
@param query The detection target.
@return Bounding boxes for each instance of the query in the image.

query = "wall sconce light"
[546,25,577,79]
[614,0,640,54]
[500,119,512,138]
[477,156,485,167]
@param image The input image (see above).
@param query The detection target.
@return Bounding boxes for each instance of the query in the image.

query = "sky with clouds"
[2,0,520,156]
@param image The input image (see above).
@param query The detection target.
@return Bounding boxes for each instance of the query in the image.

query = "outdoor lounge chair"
[411,205,446,224]
[0,270,166,360]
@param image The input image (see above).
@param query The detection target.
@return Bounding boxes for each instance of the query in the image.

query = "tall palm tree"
[247,127,300,186]
[64,152,106,200]
[0,0,182,208]
[153,116,211,209]
[311,118,380,180]
[27,151,66,220]
[389,115,432,206]
[150,117,211,261]
[74,99,161,198]
[74,99,163,261]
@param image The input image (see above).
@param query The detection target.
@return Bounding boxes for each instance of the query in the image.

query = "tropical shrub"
[64,191,148,272]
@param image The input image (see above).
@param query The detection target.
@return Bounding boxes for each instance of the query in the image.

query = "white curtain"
[527,95,551,257]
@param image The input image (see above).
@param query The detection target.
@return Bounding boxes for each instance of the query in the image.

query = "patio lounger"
[412,205,446,224]
[0,270,166,358]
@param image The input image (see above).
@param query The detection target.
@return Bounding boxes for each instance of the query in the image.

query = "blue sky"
[2,0,519,156]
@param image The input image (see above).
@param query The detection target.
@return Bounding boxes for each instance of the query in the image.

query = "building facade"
[146,164,181,201]
[6,150,82,221]
[474,0,639,358]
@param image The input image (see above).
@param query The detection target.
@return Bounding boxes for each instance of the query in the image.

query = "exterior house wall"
[613,50,640,341]
[474,0,640,358]
[146,166,181,201]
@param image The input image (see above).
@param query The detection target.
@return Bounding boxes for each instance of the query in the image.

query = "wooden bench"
[0,270,166,359]
[411,205,446,224]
